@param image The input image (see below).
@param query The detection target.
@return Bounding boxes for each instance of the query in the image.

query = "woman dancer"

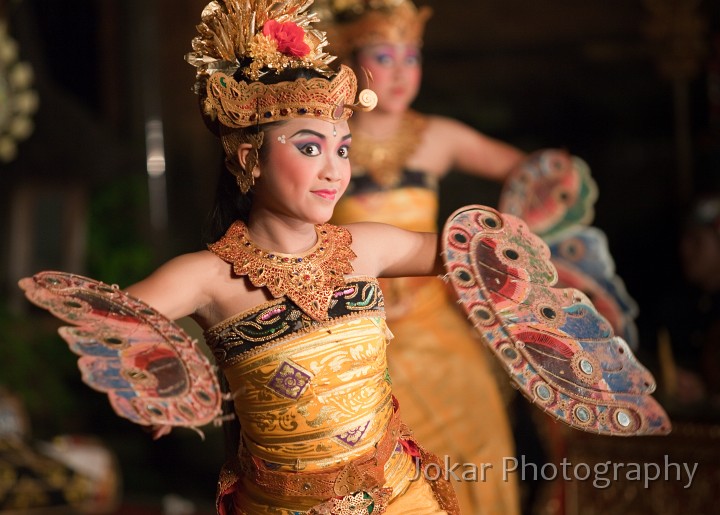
[112,1,457,512]
[19,1,670,514]
[321,1,523,512]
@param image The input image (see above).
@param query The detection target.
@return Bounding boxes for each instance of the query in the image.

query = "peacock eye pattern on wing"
[498,149,597,239]
[499,148,640,350]
[18,272,223,437]
[548,226,640,349]
[442,205,670,436]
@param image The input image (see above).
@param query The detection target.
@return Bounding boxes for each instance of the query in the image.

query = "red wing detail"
[19,272,223,436]
[442,205,670,436]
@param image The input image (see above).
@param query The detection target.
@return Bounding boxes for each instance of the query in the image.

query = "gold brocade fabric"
[220,316,395,469]
[205,300,449,513]
[332,171,520,514]
[203,66,367,129]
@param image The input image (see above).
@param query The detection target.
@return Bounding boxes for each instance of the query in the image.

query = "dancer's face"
[355,42,422,114]
[251,118,352,225]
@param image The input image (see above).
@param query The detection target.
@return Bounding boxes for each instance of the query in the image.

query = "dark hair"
[201,66,333,245]
[202,158,255,245]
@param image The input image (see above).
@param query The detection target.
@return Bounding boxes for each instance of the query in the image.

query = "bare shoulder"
[405,114,462,177]
[340,222,437,278]
[342,221,396,248]
[124,250,232,320]
[424,114,474,137]
[340,222,390,276]
[424,115,496,148]
[407,115,478,176]
[148,249,229,282]
[423,114,524,180]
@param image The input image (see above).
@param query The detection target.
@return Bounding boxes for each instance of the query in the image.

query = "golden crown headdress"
[185,0,377,130]
[316,0,432,60]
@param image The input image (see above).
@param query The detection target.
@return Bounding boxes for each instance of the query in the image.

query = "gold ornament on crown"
[315,0,432,60]
[185,0,377,130]
[205,64,376,129]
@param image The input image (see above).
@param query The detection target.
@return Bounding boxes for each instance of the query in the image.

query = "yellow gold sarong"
[205,280,456,514]
[333,180,519,515]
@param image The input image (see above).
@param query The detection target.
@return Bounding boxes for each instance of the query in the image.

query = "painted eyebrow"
[366,44,394,52]
[289,129,352,141]
[290,129,326,139]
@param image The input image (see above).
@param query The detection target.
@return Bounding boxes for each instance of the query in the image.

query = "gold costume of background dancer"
[320,1,523,512]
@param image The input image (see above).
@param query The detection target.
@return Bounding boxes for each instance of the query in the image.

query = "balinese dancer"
[319,1,523,512]
[17,1,670,514]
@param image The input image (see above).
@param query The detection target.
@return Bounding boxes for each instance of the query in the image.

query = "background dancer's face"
[355,42,422,114]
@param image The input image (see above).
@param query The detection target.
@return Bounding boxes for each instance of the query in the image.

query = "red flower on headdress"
[263,20,311,57]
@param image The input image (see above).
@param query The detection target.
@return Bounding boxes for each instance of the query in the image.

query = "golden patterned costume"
[331,112,520,515]
[205,221,458,514]
[182,3,458,511]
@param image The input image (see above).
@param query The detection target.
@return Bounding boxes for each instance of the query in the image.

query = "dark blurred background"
[1,0,719,513]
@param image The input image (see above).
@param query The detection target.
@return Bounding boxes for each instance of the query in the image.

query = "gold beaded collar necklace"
[349,110,428,188]
[208,221,357,321]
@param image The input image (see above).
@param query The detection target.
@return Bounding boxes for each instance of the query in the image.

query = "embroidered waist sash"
[241,397,404,499]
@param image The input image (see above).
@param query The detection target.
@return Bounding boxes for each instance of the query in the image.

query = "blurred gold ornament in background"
[0,19,38,163]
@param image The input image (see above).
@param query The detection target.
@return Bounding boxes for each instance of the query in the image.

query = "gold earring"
[232,167,255,193]
[236,132,265,193]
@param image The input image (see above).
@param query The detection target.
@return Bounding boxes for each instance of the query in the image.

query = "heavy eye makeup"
[363,44,420,67]
[295,141,351,159]
[364,45,396,66]
[291,130,351,159]
[404,50,421,66]
[294,140,322,156]
[337,143,351,159]
[374,52,395,66]
[336,133,352,159]
[289,129,325,156]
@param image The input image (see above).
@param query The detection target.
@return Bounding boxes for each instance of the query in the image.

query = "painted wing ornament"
[498,148,598,239]
[441,206,670,436]
[499,148,640,349]
[18,271,223,438]
[548,226,639,348]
